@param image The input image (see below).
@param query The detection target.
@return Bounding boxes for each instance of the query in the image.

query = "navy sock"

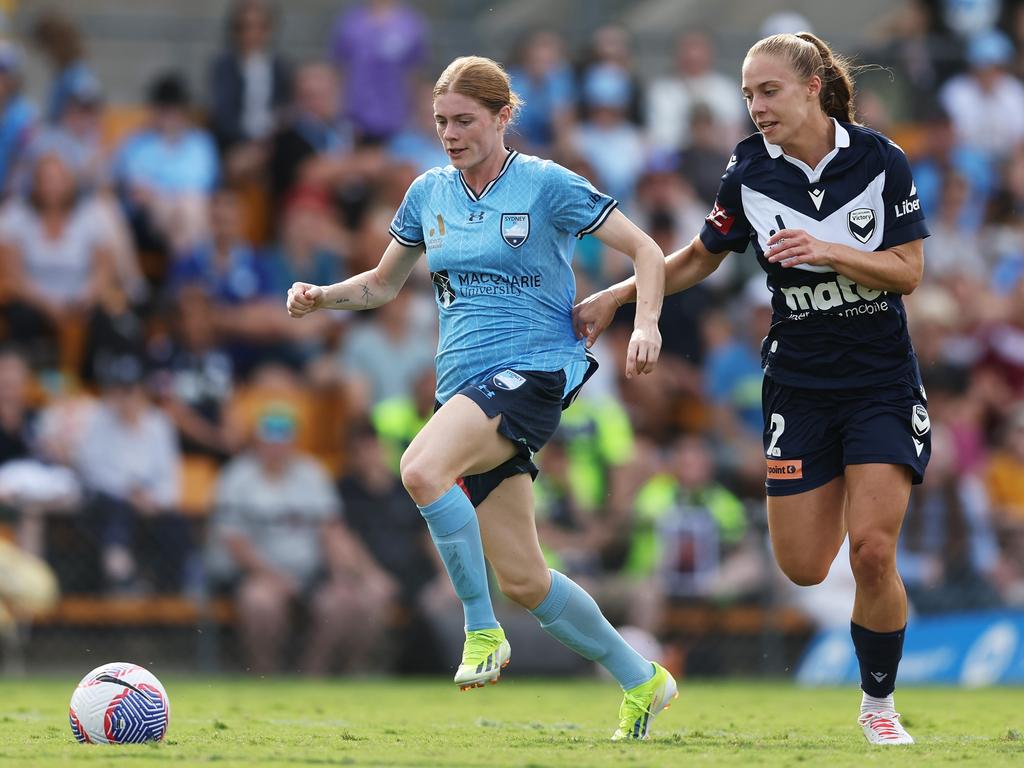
[850,621,905,698]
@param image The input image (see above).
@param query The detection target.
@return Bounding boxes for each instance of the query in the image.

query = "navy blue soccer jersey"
[699,120,929,389]
[389,150,616,402]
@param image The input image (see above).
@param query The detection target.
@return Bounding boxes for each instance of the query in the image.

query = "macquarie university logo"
[847,208,875,244]
[431,270,456,308]
[501,213,530,248]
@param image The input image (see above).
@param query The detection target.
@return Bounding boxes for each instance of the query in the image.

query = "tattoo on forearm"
[360,282,372,306]
[335,297,351,305]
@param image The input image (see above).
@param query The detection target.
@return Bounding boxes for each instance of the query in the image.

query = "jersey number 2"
[767,413,785,458]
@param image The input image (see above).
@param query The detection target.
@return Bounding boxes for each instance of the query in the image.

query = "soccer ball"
[68,662,170,744]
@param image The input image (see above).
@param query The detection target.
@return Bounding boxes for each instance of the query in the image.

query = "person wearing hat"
[940,29,1024,160]
[207,403,398,675]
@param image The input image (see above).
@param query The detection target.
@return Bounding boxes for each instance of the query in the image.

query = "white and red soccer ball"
[69,662,170,744]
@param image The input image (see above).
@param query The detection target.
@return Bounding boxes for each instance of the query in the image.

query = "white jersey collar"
[763,118,849,183]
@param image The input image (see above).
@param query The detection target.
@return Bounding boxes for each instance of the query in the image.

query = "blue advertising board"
[797,612,1024,686]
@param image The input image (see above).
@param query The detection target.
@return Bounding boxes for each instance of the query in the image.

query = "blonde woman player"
[576,33,929,745]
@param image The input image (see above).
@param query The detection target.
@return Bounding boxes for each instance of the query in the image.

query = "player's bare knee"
[850,537,896,585]
[400,454,448,505]
[778,558,830,587]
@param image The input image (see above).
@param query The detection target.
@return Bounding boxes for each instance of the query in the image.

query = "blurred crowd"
[0,0,1023,675]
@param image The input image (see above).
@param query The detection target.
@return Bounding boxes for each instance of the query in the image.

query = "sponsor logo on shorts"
[493,370,526,391]
[766,458,803,479]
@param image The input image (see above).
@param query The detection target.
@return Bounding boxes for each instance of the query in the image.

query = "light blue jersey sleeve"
[545,164,618,239]
[389,172,428,247]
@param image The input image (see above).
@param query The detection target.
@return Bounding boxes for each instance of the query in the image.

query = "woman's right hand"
[572,289,620,349]
[286,281,324,318]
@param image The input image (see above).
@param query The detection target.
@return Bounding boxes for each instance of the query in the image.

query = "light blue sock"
[418,485,499,632]
[530,569,654,690]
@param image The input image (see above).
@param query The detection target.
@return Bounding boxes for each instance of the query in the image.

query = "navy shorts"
[761,367,931,497]
[445,355,598,507]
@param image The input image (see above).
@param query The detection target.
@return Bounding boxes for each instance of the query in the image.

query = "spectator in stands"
[268,62,352,208]
[0,348,37,466]
[371,366,435,474]
[983,404,1024,604]
[29,9,98,125]
[940,29,1024,162]
[171,187,298,377]
[387,81,454,174]
[338,420,441,669]
[265,185,349,294]
[899,423,1006,613]
[860,0,963,122]
[575,24,644,127]
[0,346,80,568]
[330,288,435,411]
[629,433,755,601]
[113,72,219,258]
[13,69,146,306]
[646,30,745,154]
[208,0,291,183]
[148,287,240,461]
[921,170,987,279]
[910,105,993,234]
[507,29,576,157]
[678,104,734,208]
[0,152,116,370]
[0,42,37,195]
[208,404,397,675]
[76,355,191,595]
[327,0,427,143]
[702,284,771,494]
[974,274,1024,402]
[985,403,1024,525]
[571,63,646,207]
[538,395,639,574]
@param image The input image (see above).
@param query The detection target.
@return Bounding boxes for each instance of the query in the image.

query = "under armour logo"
[870,672,888,682]
[468,211,485,223]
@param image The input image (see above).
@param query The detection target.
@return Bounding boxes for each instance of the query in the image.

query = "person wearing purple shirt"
[328,0,426,142]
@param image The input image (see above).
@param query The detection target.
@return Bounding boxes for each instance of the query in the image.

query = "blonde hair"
[745,32,856,123]
[433,56,522,121]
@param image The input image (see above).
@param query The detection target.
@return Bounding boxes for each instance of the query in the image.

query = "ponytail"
[746,32,857,123]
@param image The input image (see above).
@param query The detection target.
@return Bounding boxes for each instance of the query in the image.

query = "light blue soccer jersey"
[389,150,617,402]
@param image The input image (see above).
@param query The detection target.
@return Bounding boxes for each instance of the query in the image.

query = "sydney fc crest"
[501,213,530,248]
[847,208,875,244]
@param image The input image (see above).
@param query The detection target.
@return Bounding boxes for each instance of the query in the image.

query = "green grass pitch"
[0,677,1021,766]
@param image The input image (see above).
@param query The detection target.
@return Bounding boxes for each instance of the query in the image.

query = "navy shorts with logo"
[761,367,931,497]
[445,354,598,507]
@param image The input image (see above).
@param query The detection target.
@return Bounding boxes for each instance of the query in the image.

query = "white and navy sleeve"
[699,152,753,254]
[388,174,427,248]
[880,142,929,249]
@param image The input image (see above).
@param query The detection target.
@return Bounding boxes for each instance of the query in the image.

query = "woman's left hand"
[626,321,661,379]
[766,229,835,269]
